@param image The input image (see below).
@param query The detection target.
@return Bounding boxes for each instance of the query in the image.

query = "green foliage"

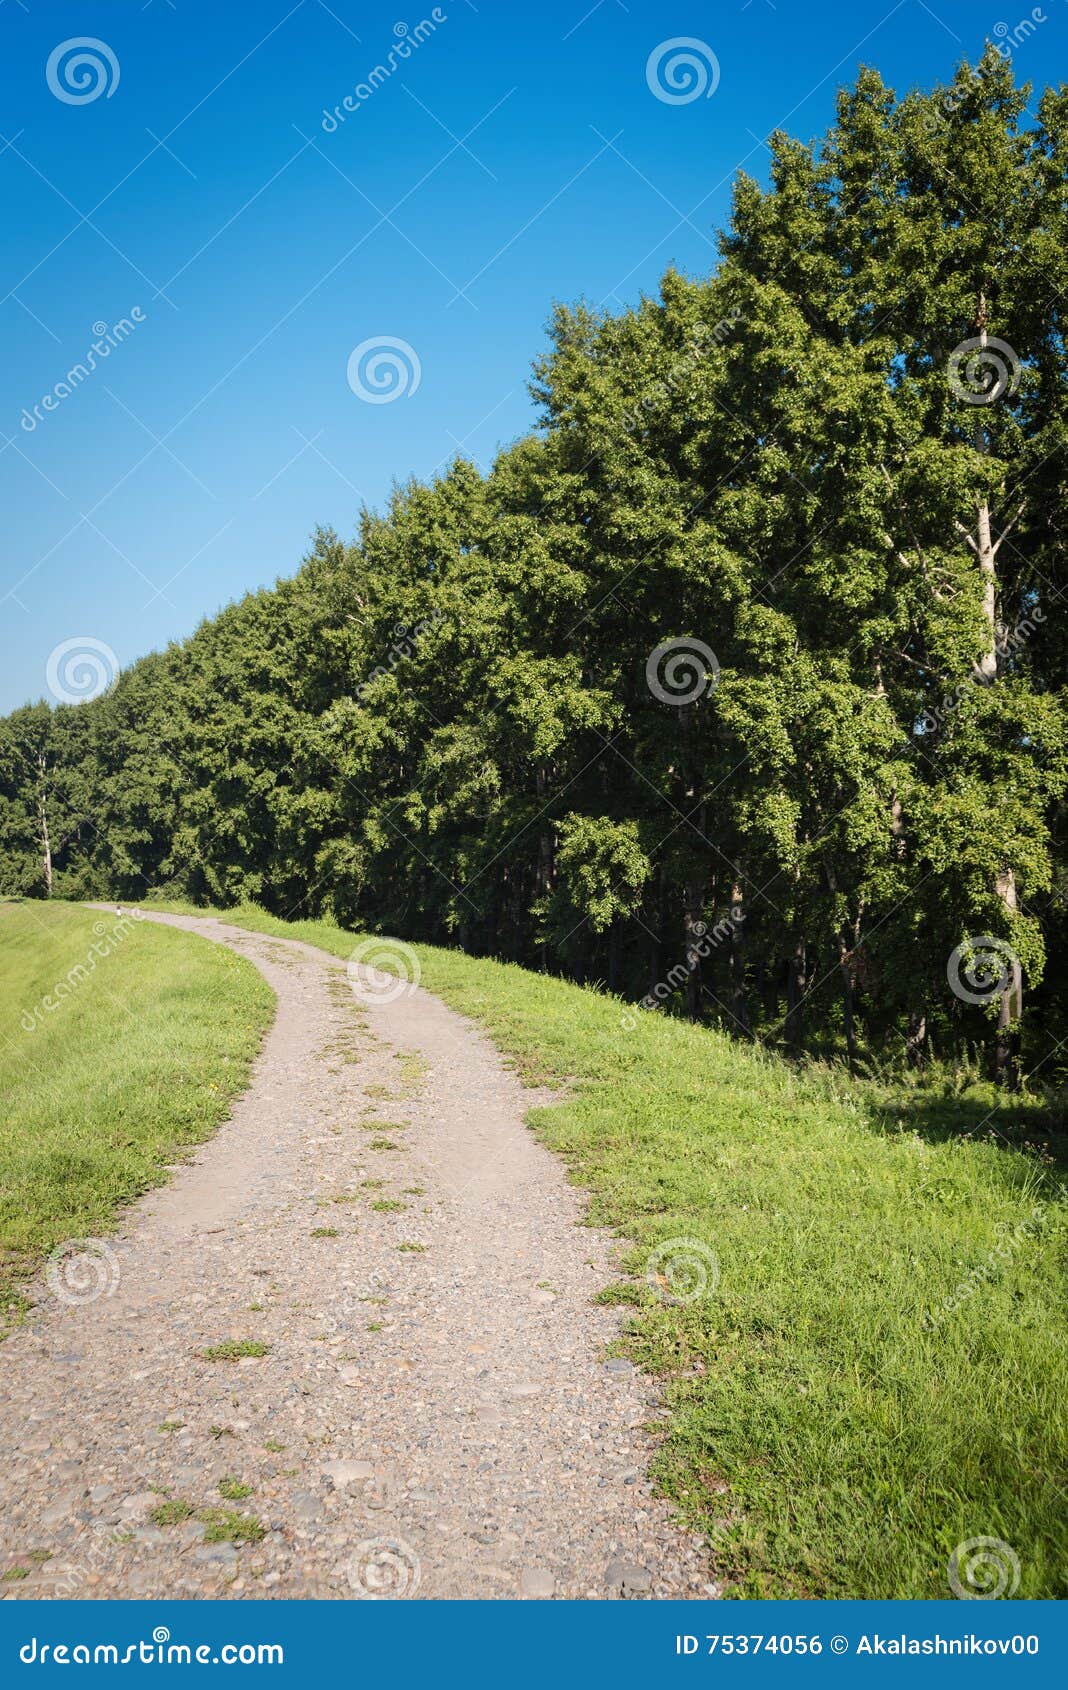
[1,53,1067,1082]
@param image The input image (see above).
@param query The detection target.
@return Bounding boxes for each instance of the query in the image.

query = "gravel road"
[0,913,715,1600]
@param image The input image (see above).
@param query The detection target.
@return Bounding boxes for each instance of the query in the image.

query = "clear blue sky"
[2,0,1064,712]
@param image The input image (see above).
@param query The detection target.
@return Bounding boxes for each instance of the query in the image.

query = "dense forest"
[3,51,1067,1086]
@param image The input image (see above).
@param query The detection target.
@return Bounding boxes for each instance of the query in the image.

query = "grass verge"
[126,901,1068,1594]
[0,899,273,1332]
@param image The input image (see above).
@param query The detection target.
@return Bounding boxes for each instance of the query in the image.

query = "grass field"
[132,897,1068,1600]
[0,901,273,1332]
[7,895,1067,1598]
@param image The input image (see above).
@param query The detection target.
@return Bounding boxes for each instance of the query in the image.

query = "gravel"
[0,913,714,1601]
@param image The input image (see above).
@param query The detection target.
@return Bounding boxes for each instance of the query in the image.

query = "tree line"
[3,51,1067,1085]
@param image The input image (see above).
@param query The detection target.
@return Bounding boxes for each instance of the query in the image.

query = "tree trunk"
[683,875,705,1021]
[607,918,624,996]
[534,764,555,973]
[995,867,1023,1090]
[975,493,998,683]
[971,291,1023,1085]
[37,751,53,897]
[784,938,807,1052]
[905,1009,927,1069]
[646,870,664,1001]
[729,881,752,1037]
[837,930,857,1072]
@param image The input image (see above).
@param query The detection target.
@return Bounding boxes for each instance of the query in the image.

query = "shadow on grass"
[870,1083,1068,1179]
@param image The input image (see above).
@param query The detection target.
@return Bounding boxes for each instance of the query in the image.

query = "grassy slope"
[130,898,1067,1600]
[0,901,273,1331]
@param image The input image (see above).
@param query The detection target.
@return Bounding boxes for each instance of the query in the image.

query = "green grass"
[127,896,1068,1599]
[198,1508,265,1545]
[200,1339,270,1362]
[0,900,273,1332]
[149,1500,196,1527]
[217,1478,253,1501]
[151,1499,264,1544]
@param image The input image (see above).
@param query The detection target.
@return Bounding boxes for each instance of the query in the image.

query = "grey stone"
[605,1558,652,1594]
[291,1492,322,1523]
[520,1568,556,1598]
[320,1459,374,1489]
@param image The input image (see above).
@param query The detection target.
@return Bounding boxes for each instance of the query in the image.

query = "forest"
[3,50,1067,1089]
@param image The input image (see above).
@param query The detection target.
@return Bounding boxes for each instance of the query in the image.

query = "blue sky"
[2,0,1065,712]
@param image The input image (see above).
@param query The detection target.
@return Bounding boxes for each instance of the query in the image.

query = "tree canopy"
[4,49,1066,1084]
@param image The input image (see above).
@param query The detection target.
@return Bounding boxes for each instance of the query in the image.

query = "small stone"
[605,1558,652,1594]
[603,1358,635,1376]
[320,1460,374,1489]
[338,1365,360,1387]
[263,1571,281,1587]
[520,1568,556,1598]
[194,1543,238,1565]
[117,1491,159,1517]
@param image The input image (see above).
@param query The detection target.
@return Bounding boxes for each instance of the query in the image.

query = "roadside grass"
[200,1339,270,1362]
[0,900,273,1333]
[126,900,1068,1595]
